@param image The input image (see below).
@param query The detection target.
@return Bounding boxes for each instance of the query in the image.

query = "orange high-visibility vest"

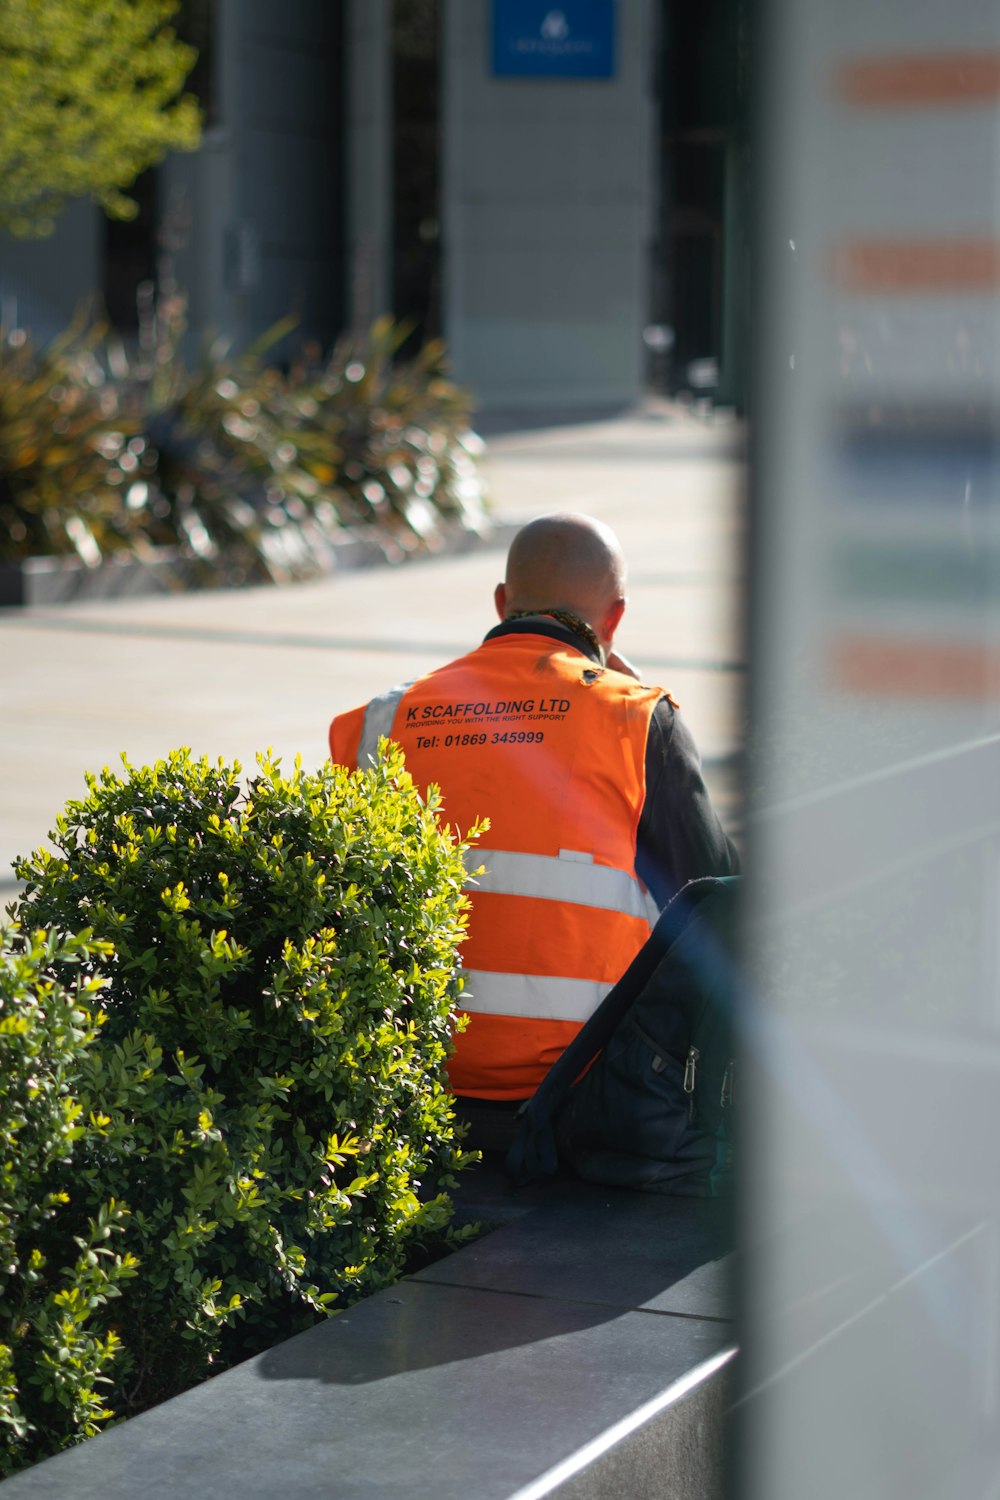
[329,630,663,1099]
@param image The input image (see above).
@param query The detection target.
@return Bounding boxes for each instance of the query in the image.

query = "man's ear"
[494,582,508,620]
[603,596,627,643]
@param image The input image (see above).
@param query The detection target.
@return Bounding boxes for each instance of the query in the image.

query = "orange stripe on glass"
[836,52,1000,108]
[831,637,1000,700]
[832,239,1000,293]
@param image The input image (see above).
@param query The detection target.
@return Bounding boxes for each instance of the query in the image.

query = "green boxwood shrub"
[0,924,137,1478]
[12,745,480,1427]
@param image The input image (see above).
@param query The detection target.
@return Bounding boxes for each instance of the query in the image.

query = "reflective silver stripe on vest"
[465,847,655,923]
[458,969,609,1023]
[357,683,412,764]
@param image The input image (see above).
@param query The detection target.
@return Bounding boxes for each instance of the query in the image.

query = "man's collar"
[483,613,603,664]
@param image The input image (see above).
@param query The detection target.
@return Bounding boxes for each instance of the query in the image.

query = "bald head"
[495,513,628,651]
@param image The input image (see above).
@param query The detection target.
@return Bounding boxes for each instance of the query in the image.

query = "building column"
[345,0,392,332]
[441,0,656,414]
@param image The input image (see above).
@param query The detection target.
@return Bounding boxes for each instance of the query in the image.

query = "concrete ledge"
[0,551,197,608]
[0,521,521,610]
[1,1167,735,1500]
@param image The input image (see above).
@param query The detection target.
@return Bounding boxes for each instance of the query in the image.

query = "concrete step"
[2,1171,736,1500]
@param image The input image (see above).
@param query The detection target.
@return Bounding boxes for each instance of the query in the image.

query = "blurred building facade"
[0,0,747,413]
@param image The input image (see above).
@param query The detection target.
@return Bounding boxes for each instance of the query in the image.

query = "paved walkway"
[0,402,746,894]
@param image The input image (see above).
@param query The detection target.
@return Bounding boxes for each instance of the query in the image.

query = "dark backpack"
[506,876,740,1196]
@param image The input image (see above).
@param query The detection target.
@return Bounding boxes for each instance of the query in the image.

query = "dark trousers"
[452,1095,527,1154]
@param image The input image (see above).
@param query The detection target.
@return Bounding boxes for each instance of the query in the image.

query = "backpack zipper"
[683,1045,699,1120]
[683,1045,699,1093]
[720,1060,736,1109]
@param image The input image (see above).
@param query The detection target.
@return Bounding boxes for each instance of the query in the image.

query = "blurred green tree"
[0,0,201,238]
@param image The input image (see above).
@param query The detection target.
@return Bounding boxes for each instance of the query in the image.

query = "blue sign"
[492,1,616,79]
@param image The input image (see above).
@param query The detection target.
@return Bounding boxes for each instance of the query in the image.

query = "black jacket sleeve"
[634,696,740,910]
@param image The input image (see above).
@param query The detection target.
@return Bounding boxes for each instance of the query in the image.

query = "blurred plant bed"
[0,299,493,607]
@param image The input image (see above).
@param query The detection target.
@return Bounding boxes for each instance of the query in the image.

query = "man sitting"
[329,512,738,1141]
